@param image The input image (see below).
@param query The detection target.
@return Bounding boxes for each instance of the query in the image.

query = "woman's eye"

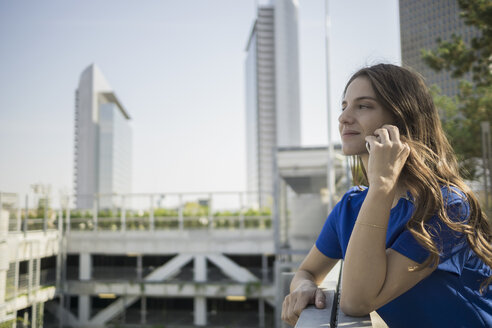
[359,104,371,109]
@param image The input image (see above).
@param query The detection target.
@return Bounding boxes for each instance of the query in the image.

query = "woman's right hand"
[281,280,326,326]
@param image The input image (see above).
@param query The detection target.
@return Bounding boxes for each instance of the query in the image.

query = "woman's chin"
[342,146,360,156]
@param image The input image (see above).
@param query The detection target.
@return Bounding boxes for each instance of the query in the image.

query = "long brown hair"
[345,64,492,291]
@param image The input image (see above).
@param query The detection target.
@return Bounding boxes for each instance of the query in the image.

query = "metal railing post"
[150,195,154,231]
[239,192,245,230]
[24,195,28,235]
[208,193,213,230]
[43,198,48,232]
[66,196,71,234]
[121,195,126,232]
[178,194,184,231]
[93,195,98,231]
[17,195,22,232]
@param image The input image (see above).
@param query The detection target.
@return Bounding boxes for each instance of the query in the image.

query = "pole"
[325,0,336,212]
[481,122,491,210]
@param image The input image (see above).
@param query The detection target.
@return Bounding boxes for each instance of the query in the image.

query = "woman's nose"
[338,108,353,124]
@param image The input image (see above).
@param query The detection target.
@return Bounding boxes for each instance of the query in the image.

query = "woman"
[281,64,492,327]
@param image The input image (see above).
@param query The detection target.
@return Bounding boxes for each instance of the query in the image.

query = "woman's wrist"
[367,184,396,202]
[368,177,398,194]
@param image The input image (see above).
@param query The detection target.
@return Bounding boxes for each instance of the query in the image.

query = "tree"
[421,0,492,180]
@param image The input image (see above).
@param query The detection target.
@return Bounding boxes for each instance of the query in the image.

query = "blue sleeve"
[391,188,470,274]
[315,187,362,259]
[315,201,343,259]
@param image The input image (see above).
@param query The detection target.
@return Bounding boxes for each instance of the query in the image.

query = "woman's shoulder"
[440,185,470,220]
[344,185,367,197]
[338,185,368,207]
[440,185,469,206]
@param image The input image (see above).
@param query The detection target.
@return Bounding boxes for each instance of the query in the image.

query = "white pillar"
[194,255,207,326]
[31,302,37,328]
[140,296,147,325]
[78,253,91,323]
[259,298,265,328]
[0,209,9,321]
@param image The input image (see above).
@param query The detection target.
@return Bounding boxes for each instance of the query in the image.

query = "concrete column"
[262,254,268,283]
[136,255,143,281]
[78,253,91,323]
[194,255,207,326]
[35,257,41,290]
[259,298,265,328]
[32,302,44,328]
[32,303,37,328]
[0,209,9,321]
[39,302,44,328]
[28,257,33,299]
[140,296,147,325]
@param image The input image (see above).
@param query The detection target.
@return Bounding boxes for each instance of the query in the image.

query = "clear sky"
[0,0,401,203]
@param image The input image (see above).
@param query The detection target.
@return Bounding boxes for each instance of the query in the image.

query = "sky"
[0,0,401,204]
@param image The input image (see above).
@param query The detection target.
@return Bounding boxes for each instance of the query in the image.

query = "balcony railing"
[1,191,273,233]
[281,262,388,328]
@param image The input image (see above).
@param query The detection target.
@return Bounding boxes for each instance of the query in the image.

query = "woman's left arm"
[341,125,435,316]
[340,187,435,316]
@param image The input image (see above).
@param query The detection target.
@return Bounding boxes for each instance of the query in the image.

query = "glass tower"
[245,0,301,208]
[74,64,132,209]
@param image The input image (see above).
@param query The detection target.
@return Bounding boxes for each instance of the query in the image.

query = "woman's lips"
[342,131,360,137]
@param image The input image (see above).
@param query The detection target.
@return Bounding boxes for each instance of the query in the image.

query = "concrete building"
[0,192,59,327]
[74,64,132,209]
[0,190,278,327]
[245,0,301,208]
[399,0,480,97]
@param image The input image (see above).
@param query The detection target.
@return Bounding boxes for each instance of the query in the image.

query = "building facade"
[399,0,480,96]
[74,64,132,209]
[245,0,301,208]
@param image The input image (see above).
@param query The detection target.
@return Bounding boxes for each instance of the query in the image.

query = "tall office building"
[74,64,132,209]
[245,0,301,208]
[399,0,480,97]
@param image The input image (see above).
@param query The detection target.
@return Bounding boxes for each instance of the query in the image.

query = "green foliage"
[154,207,178,217]
[69,210,92,218]
[243,207,271,216]
[421,0,492,180]
[421,0,492,86]
[182,202,208,217]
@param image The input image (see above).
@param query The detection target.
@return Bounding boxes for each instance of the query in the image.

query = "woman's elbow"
[339,295,372,317]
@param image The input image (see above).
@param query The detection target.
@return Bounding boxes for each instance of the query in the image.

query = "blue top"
[315,186,492,327]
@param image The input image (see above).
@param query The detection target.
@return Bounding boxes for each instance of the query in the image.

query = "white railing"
[0,191,273,233]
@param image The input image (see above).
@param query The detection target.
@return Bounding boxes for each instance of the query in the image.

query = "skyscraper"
[399,0,479,96]
[74,64,132,209]
[245,0,301,208]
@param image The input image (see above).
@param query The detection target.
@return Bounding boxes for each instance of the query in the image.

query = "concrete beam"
[66,230,274,254]
[4,286,56,313]
[67,281,275,299]
[207,254,259,283]
[145,254,193,281]
[44,301,79,327]
[7,231,59,262]
[89,254,193,325]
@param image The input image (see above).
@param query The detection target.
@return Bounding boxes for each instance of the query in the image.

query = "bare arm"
[282,245,339,326]
[341,125,435,316]
[291,245,339,290]
[341,188,434,316]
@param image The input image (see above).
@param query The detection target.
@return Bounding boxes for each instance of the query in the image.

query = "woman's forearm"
[341,186,395,314]
[290,269,319,293]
